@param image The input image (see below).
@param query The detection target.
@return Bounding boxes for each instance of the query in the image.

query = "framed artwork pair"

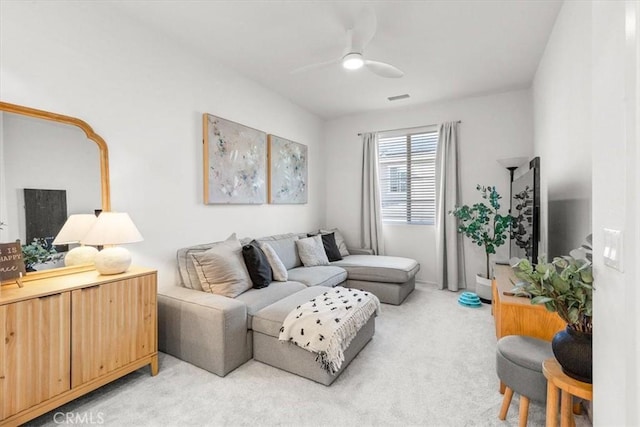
[203,113,307,205]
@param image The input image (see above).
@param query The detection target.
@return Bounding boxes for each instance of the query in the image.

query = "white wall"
[0,2,325,289]
[534,0,640,423]
[1,112,101,243]
[533,0,592,259]
[591,1,639,424]
[324,90,533,285]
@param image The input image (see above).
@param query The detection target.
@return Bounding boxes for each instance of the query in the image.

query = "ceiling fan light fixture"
[342,53,364,70]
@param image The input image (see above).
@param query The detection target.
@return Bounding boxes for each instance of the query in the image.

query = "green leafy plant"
[512,255,593,333]
[21,238,61,271]
[449,185,514,278]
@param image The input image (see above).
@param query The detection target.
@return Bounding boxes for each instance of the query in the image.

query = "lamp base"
[94,246,132,275]
[64,245,99,266]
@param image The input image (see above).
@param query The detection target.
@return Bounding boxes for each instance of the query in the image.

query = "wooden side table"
[542,358,593,427]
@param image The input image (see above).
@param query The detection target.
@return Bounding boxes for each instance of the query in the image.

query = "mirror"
[0,101,110,281]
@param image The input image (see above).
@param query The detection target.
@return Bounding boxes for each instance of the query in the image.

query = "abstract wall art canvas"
[203,114,267,204]
[268,135,308,204]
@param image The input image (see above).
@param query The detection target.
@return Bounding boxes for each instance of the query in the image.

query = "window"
[378,128,438,225]
[389,167,407,193]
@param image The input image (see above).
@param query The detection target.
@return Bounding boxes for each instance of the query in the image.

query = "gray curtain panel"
[361,132,385,255]
[435,122,466,291]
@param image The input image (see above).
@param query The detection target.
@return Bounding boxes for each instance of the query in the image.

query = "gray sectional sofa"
[158,232,420,379]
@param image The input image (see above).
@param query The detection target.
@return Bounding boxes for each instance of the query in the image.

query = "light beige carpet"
[27,282,591,426]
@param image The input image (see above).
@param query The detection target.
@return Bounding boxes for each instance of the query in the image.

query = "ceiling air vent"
[388,94,410,101]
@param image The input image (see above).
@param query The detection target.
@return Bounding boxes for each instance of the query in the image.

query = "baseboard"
[416,279,438,287]
[416,280,471,291]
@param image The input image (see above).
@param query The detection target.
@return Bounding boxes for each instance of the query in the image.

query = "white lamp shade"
[52,214,98,245]
[82,212,143,246]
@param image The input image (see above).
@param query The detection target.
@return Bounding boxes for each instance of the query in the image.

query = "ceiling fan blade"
[291,57,341,75]
[351,6,377,52]
[364,60,404,78]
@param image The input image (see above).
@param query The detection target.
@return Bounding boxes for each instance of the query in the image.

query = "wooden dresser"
[0,267,158,426]
[492,264,565,341]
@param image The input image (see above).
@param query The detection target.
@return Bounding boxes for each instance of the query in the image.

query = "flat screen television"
[510,157,540,263]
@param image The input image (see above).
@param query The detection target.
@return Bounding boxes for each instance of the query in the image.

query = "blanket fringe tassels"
[315,297,380,374]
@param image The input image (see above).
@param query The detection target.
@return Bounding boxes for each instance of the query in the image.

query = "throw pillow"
[296,235,330,267]
[260,242,288,281]
[307,232,342,262]
[320,228,350,257]
[179,233,239,291]
[242,240,272,289]
[191,236,252,298]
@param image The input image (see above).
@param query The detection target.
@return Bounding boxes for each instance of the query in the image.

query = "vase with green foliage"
[449,185,514,279]
[22,238,61,271]
[512,251,594,382]
[512,255,593,332]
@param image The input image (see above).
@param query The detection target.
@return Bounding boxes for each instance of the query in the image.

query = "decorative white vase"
[475,274,493,303]
[94,246,132,275]
[64,245,99,266]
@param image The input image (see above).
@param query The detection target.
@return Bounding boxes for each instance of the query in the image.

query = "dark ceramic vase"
[551,326,593,383]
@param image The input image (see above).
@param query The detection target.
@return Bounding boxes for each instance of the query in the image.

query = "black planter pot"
[552,326,593,383]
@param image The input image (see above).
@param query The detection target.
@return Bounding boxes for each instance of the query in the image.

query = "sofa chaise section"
[251,286,376,385]
[331,255,420,305]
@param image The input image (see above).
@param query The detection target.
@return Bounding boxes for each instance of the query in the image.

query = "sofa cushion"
[287,266,347,288]
[191,237,252,298]
[235,281,306,329]
[256,233,302,270]
[252,286,332,338]
[260,242,288,281]
[331,255,420,284]
[296,235,330,267]
[242,240,272,289]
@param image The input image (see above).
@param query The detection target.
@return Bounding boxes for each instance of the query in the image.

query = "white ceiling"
[112,1,562,120]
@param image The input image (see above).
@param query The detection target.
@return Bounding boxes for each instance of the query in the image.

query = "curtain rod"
[357,120,461,136]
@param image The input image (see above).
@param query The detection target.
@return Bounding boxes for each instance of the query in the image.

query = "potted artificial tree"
[450,185,514,302]
[512,249,594,383]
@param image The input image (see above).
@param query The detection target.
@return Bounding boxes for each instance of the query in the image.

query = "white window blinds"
[377,129,438,225]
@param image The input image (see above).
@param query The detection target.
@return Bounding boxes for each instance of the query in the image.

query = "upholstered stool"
[496,335,553,426]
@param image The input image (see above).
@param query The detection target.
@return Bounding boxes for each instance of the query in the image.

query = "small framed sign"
[0,241,26,287]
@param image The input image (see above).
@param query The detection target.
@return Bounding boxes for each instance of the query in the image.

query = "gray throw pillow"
[191,236,252,298]
[295,235,330,267]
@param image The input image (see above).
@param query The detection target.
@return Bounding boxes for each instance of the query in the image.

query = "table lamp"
[82,212,143,275]
[52,214,99,266]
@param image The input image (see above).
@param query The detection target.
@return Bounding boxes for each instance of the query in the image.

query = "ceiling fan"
[292,8,404,79]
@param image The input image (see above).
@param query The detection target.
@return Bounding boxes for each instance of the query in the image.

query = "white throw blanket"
[278,287,380,374]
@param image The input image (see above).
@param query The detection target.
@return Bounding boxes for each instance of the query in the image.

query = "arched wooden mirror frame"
[0,101,111,282]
